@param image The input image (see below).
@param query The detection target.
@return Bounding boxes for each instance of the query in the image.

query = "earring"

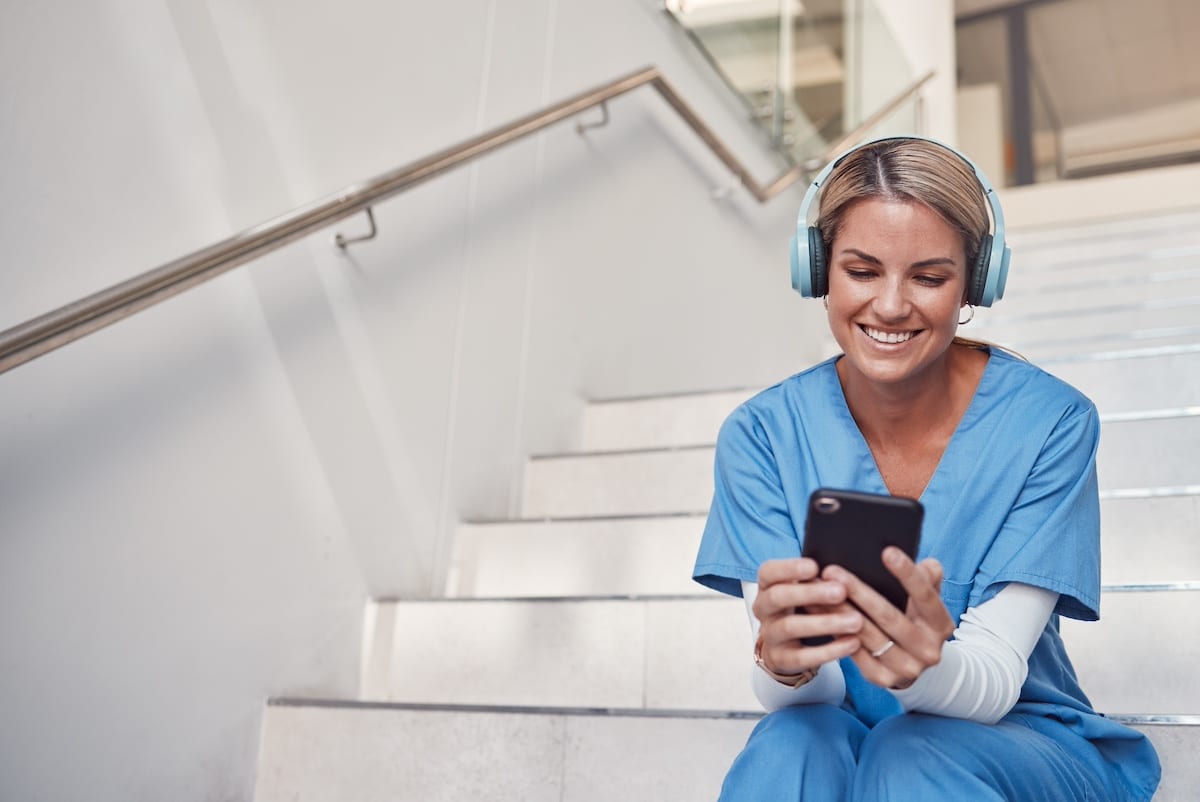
[959,304,975,325]
[823,296,830,311]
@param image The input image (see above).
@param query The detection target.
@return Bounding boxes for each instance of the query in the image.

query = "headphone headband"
[789,135,1011,307]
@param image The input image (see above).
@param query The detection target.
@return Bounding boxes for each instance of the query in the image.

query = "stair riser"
[377,598,757,711]
[1050,351,1200,412]
[1061,592,1200,714]
[448,517,705,597]
[522,417,1200,518]
[572,354,1200,456]
[990,275,1200,314]
[449,495,1198,598]
[371,594,1200,715]
[255,705,757,802]
[973,304,1200,347]
[580,390,753,453]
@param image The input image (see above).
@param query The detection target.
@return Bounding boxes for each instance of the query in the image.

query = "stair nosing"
[267,698,1200,726]
[376,582,1200,606]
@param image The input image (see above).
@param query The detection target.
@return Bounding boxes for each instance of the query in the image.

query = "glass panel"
[665,0,918,167]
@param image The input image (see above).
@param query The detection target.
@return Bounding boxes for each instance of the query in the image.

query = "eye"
[914,274,949,287]
[844,268,876,281]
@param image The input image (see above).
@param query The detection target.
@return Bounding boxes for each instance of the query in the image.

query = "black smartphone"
[799,488,924,645]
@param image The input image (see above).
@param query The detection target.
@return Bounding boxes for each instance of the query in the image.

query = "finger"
[753,577,848,621]
[883,549,953,632]
[822,563,909,635]
[756,557,821,588]
[763,634,862,675]
[920,557,944,588]
[776,608,864,642]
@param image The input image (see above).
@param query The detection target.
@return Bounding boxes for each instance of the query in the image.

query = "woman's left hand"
[819,548,956,690]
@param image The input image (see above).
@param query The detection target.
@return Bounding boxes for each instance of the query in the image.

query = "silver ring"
[871,640,896,659]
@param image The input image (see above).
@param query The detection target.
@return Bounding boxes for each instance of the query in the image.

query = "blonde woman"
[694,138,1160,801]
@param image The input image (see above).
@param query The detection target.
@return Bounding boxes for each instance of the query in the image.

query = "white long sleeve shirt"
[741,580,1058,724]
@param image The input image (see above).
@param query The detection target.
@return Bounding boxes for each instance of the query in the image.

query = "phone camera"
[814,496,841,514]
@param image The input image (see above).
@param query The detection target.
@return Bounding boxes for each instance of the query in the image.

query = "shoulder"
[716,358,838,452]
[988,348,1096,420]
[722,359,837,431]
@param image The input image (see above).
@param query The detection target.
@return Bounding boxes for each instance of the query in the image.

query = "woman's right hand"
[753,557,865,675]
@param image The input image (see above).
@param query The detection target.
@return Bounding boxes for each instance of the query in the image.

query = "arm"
[892,582,1057,723]
[742,580,847,711]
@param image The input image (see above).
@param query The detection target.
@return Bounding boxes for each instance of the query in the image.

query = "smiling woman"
[693,138,1162,801]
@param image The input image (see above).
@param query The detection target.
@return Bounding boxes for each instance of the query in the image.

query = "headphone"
[789,135,1011,307]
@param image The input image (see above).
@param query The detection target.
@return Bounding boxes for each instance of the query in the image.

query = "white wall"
[0,1,838,801]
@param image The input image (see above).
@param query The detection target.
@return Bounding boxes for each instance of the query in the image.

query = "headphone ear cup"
[968,234,993,307]
[808,227,828,298]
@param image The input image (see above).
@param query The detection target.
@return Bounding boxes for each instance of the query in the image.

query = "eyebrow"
[840,248,957,269]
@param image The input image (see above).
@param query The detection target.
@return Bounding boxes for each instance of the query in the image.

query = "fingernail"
[883,547,902,566]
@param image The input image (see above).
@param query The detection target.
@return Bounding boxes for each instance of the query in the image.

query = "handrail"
[0,66,934,375]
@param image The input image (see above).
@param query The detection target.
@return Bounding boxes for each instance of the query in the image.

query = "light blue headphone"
[789,135,1011,307]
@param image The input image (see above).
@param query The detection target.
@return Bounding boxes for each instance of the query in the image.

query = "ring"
[871,640,896,659]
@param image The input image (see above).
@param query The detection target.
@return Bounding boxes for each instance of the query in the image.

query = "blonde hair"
[816,139,990,269]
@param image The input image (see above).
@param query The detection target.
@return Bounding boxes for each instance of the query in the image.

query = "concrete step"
[520,446,713,518]
[254,701,1197,802]
[1098,414,1200,490]
[253,701,758,802]
[580,389,753,453]
[363,596,757,711]
[446,514,705,598]
[1007,208,1200,258]
[1061,590,1200,715]
[568,350,1200,460]
[520,415,1200,519]
[365,591,1199,715]
[1101,495,1200,585]
[972,299,1200,348]
[996,269,1200,313]
[446,495,1197,599]
[1047,347,1200,413]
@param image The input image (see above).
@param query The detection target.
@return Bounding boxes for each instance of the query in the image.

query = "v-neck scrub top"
[693,348,1160,800]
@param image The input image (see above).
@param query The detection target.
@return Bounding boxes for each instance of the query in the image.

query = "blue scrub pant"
[719,705,1123,801]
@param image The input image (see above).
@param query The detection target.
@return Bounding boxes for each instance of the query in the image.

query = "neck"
[836,345,982,447]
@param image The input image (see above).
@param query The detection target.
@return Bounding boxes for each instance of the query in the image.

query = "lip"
[859,324,922,346]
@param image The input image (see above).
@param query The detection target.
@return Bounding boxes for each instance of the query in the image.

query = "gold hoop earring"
[959,305,975,325]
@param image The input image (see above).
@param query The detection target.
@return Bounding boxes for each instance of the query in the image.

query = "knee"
[719,706,865,802]
[858,714,947,768]
[853,715,991,801]
[752,704,853,743]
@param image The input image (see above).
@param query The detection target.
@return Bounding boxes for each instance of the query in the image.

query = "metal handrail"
[0,66,934,375]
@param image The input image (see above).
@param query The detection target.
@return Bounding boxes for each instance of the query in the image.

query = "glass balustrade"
[664,0,920,167]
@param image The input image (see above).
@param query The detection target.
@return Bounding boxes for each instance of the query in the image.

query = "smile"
[862,326,917,344]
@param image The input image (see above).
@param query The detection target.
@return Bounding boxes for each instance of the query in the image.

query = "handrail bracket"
[576,101,611,135]
[335,207,378,249]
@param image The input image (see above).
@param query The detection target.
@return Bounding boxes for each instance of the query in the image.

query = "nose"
[872,276,911,320]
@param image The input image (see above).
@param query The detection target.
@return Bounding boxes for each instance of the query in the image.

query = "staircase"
[253,208,1200,801]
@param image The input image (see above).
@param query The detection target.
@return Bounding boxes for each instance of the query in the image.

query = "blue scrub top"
[693,348,1160,799]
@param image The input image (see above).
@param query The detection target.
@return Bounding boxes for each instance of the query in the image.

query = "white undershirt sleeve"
[740,580,1057,722]
[741,580,846,711]
[891,583,1058,724]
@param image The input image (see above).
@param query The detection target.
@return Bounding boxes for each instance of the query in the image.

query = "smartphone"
[799,488,924,645]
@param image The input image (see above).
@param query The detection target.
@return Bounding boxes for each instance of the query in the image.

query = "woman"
[693,138,1160,801]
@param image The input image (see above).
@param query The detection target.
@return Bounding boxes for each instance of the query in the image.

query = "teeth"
[864,327,914,344]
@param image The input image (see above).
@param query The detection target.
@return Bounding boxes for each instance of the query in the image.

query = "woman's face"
[825,197,969,388]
